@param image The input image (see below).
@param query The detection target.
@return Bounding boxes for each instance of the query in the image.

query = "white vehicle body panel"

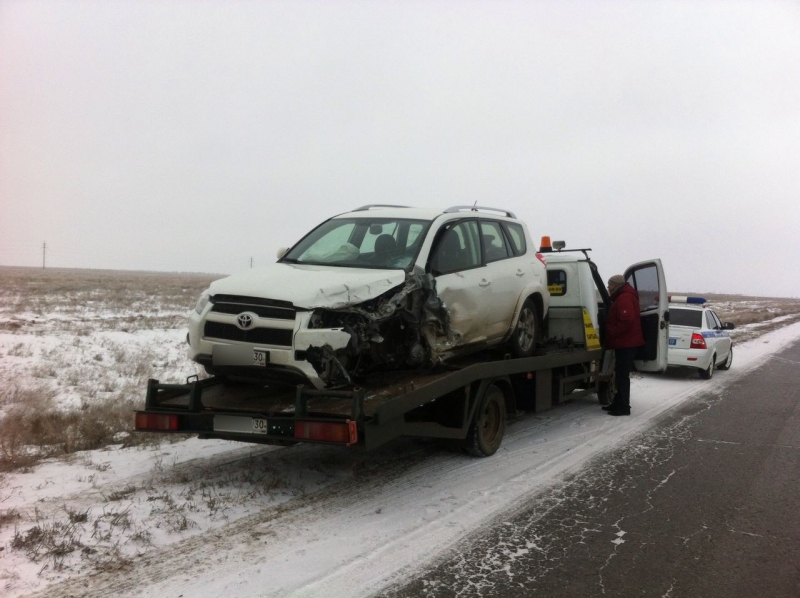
[624,259,669,373]
[667,305,733,373]
[208,263,406,309]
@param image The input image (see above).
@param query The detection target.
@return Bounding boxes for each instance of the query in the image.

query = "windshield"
[283,217,431,270]
[669,308,703,327]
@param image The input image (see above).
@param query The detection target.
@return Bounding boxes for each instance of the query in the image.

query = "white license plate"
[669,338,677,346]
[252,418,269,434]
[253,349,269,366]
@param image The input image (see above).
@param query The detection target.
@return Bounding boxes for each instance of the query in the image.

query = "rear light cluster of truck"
[135,413,179,431]
[294,420,358,445]
[690,333,707,349]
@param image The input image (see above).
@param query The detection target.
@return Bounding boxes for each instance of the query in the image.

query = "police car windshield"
[670,308,703,327]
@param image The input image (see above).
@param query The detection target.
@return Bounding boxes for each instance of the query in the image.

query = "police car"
[666,296,734,379]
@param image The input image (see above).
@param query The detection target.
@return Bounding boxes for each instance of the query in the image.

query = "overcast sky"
[1,0,799,297]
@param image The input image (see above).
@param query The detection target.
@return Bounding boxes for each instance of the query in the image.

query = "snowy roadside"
[3,319,799,598]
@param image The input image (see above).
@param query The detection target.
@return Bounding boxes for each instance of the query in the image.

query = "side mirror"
[723,322,735,330]
[276,247,289,259]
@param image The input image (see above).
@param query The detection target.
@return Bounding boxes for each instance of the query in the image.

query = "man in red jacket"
[603,275,644,416]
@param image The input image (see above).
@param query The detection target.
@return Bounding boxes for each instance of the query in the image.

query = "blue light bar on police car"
[668,295,706,304]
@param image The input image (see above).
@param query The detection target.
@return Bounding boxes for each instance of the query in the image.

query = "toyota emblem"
[236,313,254,330]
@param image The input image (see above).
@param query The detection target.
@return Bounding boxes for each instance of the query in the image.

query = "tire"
[465,383,507,457]
[717,346,733,371]
[598,375,615,406]
[700,354,715,380]
[510,298,540,358]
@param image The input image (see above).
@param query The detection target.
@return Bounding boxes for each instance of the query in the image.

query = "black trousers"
[613,347,638,410]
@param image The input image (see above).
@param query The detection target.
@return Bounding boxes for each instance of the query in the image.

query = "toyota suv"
[188,205,549,388]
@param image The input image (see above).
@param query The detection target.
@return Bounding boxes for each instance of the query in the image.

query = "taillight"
[294,420,358,445]
[690,333,707,349]
[135,412,179,431]
[535,253,547,266]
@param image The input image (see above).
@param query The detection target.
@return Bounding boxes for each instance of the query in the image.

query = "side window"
[547,270,567,296]
[430,220,481,275]
[480,221,511,263]
[706,311,718,330]
[711,311,723,329]
[626,265,660,311]
[502,222,527,256]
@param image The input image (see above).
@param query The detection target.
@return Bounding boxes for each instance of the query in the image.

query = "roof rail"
[443,205,517,219]
[352,204,411,212]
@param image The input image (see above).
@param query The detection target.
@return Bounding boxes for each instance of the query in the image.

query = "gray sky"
[2,0,799,297]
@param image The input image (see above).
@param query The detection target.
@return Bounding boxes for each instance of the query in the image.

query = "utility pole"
[250,256,253,269]
[42,242,47,269]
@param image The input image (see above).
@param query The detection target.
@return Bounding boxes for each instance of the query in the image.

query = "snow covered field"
[1,267,799,597]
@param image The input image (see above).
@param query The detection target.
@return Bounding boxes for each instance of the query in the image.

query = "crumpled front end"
[190,270,454,389]
[300,270,453,387]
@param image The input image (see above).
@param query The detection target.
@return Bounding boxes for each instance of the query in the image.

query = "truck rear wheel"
[465,383,507,457]
[597,375,615,405]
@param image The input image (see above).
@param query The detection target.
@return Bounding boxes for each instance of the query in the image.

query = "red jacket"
[606,283,644,349]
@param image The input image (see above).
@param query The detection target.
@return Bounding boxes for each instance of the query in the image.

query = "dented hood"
[209,262,407,309]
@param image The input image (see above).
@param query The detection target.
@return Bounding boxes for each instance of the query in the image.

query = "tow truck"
[135,241,668,456]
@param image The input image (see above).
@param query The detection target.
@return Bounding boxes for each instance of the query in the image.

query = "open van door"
[624,259,668,372]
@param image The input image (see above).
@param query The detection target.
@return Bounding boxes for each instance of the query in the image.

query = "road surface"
[388,337,800,597]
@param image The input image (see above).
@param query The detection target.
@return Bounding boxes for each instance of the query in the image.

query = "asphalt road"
[387,338,800,597]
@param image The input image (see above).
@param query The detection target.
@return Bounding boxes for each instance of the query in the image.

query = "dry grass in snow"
[0,267,222,473]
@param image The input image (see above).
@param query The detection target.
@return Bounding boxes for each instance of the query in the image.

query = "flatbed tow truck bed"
[136,346,605,455]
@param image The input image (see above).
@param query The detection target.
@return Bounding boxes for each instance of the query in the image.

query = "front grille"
[211,294,294,309]
[210,295,296,321]
[204,322,293,347]
[210,303,296,320]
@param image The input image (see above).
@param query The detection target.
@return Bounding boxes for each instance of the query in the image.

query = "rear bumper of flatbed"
[136,348,605,451]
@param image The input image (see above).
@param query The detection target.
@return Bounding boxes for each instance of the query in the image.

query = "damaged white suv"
[189,205,549,388]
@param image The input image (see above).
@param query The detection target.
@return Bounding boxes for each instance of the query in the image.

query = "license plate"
[252,418,269,434]
[669,338,677,346]
[253,349,270,366]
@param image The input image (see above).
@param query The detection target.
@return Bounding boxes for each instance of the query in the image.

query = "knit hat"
[608,275,625,286]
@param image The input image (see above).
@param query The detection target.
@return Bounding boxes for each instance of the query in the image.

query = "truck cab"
[540,238,669,383]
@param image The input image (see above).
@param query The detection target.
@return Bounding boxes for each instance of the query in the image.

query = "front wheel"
[700,354,716,380]
[718,346,733,371]
[510,298,540,358]
[465,384,507,457]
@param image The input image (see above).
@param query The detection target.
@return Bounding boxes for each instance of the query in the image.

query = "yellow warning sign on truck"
[582,308,601,350]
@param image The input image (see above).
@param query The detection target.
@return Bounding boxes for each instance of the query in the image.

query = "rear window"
[670,308,703,328]
[502,222,527,256]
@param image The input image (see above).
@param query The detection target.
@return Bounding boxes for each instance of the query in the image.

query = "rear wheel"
[718,346,733,371]
[700,354,716,380]
[510,298,539,358]
[597,375,615,405]
[465,383,507,457]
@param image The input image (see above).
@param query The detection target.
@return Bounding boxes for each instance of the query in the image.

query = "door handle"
[516,269,525,277]
[479,279,491,287]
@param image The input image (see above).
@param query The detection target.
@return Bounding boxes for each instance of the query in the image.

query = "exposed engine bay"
[303,271,454,387]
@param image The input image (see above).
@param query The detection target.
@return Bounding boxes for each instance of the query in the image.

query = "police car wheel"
[718,346,733,371]
[700,355,715,380]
